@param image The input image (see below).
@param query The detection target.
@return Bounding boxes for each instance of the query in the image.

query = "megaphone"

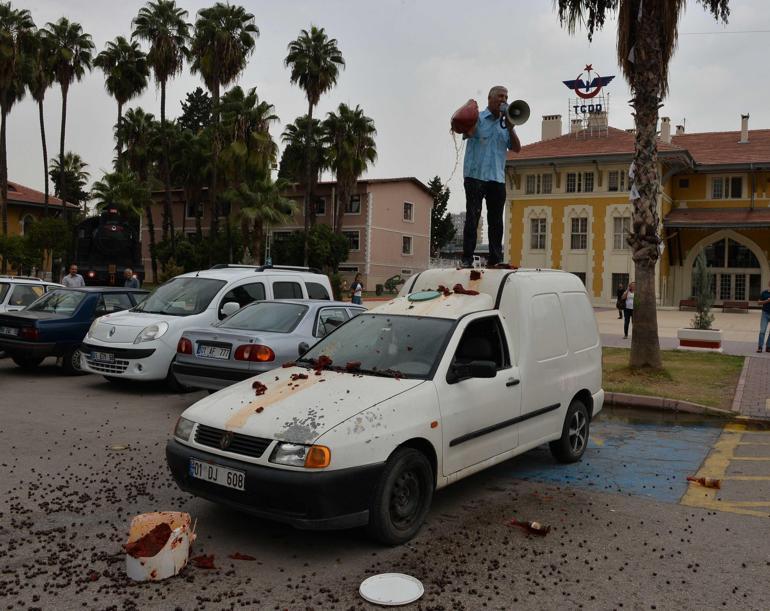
[500,100,530,127]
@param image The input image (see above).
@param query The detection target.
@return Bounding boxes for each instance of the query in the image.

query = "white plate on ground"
[359,573,424,606]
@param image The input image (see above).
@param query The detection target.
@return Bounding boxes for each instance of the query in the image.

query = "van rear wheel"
[549,399,590,463]
[367,447,433,545]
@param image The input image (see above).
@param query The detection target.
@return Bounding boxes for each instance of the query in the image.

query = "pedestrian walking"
[757,280,770,352]
[622,281,635,339]
[124,268,140,289]
[615,283,625,319]
[61,264,85,288]
[350,273,364,305]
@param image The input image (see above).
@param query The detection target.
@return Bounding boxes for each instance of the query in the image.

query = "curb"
[604,391,735,418]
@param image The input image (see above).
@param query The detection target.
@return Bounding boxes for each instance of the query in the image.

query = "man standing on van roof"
[461,86,521,268]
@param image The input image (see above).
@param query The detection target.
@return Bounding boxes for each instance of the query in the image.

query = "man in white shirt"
[61,264,85,288]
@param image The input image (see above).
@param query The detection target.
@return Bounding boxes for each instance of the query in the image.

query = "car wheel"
[549,399,590,464]
[61,348,86,375]
[11,355,44,370]
[166,366,194,393]
[367,447,433,545]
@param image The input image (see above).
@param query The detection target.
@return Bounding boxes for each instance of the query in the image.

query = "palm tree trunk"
[253,219,263,266]
[302,101,314,266]
[0,108,7,274]
[59,84,68,216]
[38,99,49,216]
[160,79,175,251]
[145,203,158,283]
[194,189,203,241]
[116,101,123,162]
[209,79,221,244]
[627,7,663,370]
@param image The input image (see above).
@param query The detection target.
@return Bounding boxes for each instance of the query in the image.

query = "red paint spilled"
[453,283,479,295]
[345,361,362,371]
[281,361,296,368]
[252,381,267,396]
[88,571,100,582]
[191,554,216,569]
[291,372,309,381]
[436,285,452,297]
[255,406,264,414]
[149,569,158,580]
[687,476,721,489]
[469,270,482,281]
[229,552,256,561]
[124,523,172,558]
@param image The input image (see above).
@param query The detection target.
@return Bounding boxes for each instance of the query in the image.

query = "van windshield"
[298,314,453,379]
[132,277,225,316]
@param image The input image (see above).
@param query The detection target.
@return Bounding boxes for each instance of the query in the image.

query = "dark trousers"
[463,177,506,265]
[623,308,633,337]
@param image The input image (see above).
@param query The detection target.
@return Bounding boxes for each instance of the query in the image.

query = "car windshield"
[218,302,308,333]
[298,314,454,379]
[132,277,225,316]
[26,289,86,314]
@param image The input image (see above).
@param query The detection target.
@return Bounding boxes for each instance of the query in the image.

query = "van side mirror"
[220,301,240,319]
[448,360,497,383]
[298,342,310,356]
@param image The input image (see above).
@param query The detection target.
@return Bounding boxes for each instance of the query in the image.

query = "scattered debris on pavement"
[509,518,552,536]
[686,476,721,489]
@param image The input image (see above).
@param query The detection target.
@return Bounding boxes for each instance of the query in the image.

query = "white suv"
[80,265,333,388]
[0,276,63,313]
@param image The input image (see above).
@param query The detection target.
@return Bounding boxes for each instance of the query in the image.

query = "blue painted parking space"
[504,413,723,503]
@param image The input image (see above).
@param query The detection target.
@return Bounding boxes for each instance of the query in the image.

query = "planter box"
[677,328,722,352]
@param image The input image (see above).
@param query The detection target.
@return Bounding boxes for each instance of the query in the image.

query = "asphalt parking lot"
[2,358,770,610]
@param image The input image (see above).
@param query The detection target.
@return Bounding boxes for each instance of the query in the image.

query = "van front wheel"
[368,447,433,545]
[549,399,590,463]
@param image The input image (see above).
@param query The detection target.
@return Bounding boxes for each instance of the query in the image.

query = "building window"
[272,230,291,242]
[711,176,743,199]
[345,194,361,214]
[403,202,413,221]
[20,214,34,236]
[608,170,627,192]
[565,172,593,193]
[401,268,412,275]
[583,172,594,192]
[314,197,326,215]
[612,273,630,294]
[342,230,360,251]
[571,272,586,286]
[530,218,546,250]
[613,216,631,250]
[570,217,588,250]
[338,265,359,273]
[525,174,553,195]
[186,201,202,219]
[566,173,577,193]
[402,236,413,255]
[525,175,536,194]
[542,174,552,194]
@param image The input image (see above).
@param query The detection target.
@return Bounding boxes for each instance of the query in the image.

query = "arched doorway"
[691,235,763,303]
[20,214,34,235]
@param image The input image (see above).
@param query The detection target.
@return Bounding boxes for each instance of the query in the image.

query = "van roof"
[177,267,327,281]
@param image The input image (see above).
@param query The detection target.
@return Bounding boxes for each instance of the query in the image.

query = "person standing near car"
[622,281,635,339]
[61,264,85,288]
[350,273,364,305]
[124,268,140,288]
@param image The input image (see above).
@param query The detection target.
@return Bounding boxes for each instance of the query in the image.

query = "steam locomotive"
[74,208,144,286]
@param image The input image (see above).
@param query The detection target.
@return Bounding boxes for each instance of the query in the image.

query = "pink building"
[141,177,433,289]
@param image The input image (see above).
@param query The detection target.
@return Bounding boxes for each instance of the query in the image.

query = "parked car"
[173,300,366,391]
[166,267,604,544]
[80,265,333,389]
[0,287,148,373]
[0,275,63,313]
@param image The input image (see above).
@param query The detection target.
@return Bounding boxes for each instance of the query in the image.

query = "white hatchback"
[80,265,333,388]
[166,267,604,544]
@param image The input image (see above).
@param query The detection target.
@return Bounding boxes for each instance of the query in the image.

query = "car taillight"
[19,327,39,340]
[234,344,275,362]
[177,337,193,354]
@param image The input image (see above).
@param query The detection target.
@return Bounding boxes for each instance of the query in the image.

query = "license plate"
[91,351,115,363]
[197,345,231,360]
[189,458,245,491]
[0,326,18,336]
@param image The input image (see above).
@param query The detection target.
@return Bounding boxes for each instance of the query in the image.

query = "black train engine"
[74,208,144,286]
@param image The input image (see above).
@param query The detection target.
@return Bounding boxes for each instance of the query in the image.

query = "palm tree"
[29,28,54,215]
[323,103,377,234]
[169,124,210,237]
[555,0,730,369]
[190,2,259,240]
[284,26,344,263]
[132,0,190,248]
[42,17,93,216]
[280,115,327,211]
[91,169,147,222]
[49,152,90,211]
[93,37,149,160]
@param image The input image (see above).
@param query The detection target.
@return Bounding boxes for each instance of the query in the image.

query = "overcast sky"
[11,0,770,213]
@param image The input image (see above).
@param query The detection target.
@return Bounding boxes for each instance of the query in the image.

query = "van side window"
[306,282,330,300]
[530,293,568,361]
[452,316,510,370]
[560,292,598,352]
[219,282,266,318]
[273,281,303,299]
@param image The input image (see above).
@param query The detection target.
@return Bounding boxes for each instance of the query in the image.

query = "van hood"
[90,311,199,343]
[183,366,424,444]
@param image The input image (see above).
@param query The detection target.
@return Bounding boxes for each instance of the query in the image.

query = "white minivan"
[80,265,333,388]
[166,268,603,544]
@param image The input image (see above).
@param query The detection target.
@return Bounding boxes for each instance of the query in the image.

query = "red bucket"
[451,99,479,134]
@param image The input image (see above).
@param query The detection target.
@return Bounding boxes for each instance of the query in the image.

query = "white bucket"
[124,512,196,581]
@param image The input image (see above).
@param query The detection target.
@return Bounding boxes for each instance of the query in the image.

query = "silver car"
[172,299,366,391]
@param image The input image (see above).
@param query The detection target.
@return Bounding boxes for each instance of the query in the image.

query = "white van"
[81,265,333,388]
[166,268,603,544]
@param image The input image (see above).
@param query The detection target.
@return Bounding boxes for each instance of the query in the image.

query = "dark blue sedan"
[0,287,147,374]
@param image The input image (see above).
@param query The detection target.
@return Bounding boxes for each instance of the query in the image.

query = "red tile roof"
[7,181,78,208]
[663,207,770,228]
[672,130,770,166]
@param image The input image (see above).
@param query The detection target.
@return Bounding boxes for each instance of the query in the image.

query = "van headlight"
[269,443,331,468]
[134,321,169,344]
[86,320,98,339]
[174,417,195,441]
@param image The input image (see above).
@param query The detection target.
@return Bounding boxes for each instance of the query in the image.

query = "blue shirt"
[762,289,770,313]
[463,108,513,183]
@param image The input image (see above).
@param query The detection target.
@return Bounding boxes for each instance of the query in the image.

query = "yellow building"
[505,115,770,306]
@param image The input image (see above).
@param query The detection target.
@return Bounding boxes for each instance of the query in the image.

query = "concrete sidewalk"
[597,307,770,421]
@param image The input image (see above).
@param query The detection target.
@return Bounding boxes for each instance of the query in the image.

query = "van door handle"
[506,378,520,387]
